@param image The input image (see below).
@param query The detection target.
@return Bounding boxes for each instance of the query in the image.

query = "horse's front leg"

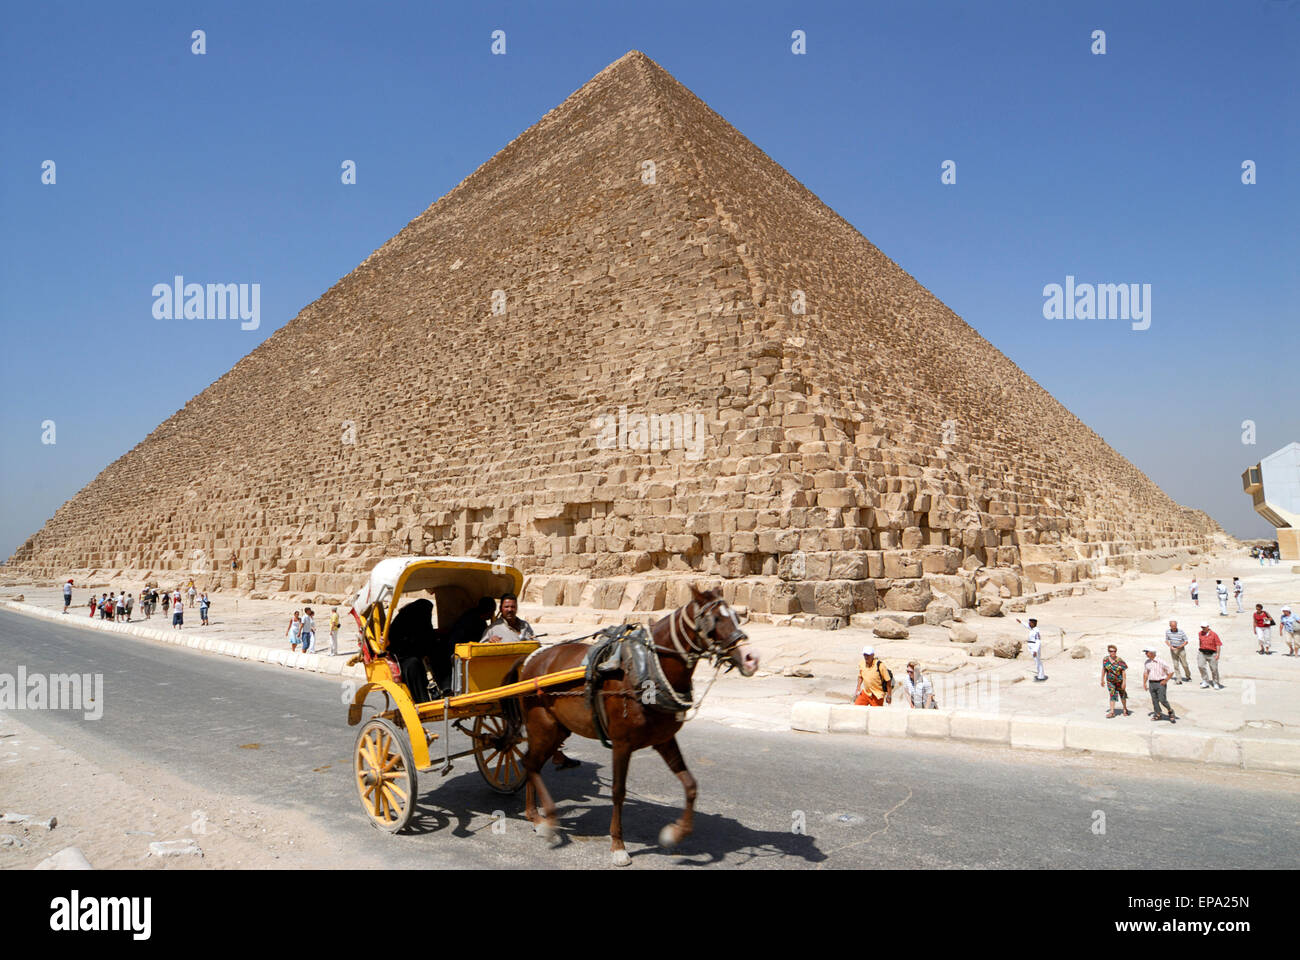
[609,742,632,866]
[653,736,697,848]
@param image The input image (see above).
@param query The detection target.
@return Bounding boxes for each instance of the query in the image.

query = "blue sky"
[1,0,1296,558]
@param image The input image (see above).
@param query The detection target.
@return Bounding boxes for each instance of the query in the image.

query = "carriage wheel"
[355,717,418,832]
[473,713,527,794]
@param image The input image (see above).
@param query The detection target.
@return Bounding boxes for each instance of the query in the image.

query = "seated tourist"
[387,599,438,703]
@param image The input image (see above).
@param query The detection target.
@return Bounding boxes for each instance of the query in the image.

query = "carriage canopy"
[350,556,525,642]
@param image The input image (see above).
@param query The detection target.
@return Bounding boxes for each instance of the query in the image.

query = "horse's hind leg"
[653,736,697,849]
[608,742,632,866]
[521,713,563,843]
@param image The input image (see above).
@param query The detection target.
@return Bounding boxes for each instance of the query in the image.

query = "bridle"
[656,596,748,671]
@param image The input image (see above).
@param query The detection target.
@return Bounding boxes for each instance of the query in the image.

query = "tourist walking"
[853,646,893,706]
[124,593,134,621]
[161,591,170,615]
[300,608,316,654]
[287,611,302,652]
[187,582,197,609]
[328,607,340,656]
[88,595,97,618]
[1100,646,1130,718]
[199,592,210,626]
[1280,607,1299,656]
[1253,604,1276,654]
[1142,648,1177,723]
[172,597,184,630]
[1189,578,1199,607]
[1233,577,1245,614]
[62,579,73,613]
[902,661,935,708]
[1197,622,1224,688]
[1164,620,1192,684]
[1215,580,1229,616]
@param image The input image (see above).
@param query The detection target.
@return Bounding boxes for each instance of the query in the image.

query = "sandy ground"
[0,710,381,870]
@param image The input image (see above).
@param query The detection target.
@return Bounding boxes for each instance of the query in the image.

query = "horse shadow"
[400,761,826,866]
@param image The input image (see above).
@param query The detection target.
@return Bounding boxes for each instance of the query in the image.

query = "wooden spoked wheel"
[473,713,527,794]
[355,717,417,832]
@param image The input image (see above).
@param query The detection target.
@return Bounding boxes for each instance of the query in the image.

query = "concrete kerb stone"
[791,701,831,733]
[906,709,950,738]
[1064,720,1152,758]
[1240,738,1300,773]
[1009,715,1067,750]
[949,710,1011,743]
[1148,728,1241,767]
[827,703,867,734]
[866,707,909,737]
[0,599,352,682]
[792,699,1298,773]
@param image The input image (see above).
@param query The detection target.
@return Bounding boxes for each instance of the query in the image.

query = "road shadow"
[399,760,825,866]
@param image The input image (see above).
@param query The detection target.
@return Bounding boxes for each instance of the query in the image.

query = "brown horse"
[503,586,759,865]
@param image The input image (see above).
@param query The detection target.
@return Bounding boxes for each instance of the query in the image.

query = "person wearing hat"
[1196,622,1224,689]
[854,646,893,706]
[62,579,73,613]
[1279,607,1299,656]
[1141,647,1177,723]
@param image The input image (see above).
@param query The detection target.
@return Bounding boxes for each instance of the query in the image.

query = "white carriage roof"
[350,556,524,615]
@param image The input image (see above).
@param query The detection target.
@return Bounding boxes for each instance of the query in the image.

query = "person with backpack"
[853,646,893,706]
[199,592,210,626]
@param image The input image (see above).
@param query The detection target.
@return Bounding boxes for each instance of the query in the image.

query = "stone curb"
[1,601,365,682]
[790,700,1300,774]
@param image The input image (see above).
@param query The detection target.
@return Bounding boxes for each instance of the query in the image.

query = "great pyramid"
[9,51,1216,618]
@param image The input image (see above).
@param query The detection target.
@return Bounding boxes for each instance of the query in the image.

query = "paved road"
[2,608,1297,869]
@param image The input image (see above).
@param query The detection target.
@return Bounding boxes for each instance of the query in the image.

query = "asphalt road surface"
[3,608,1297,869]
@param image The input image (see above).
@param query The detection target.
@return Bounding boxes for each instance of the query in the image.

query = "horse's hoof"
[534,822,557,843]
[658,825,681,849]
[611,849,632,867]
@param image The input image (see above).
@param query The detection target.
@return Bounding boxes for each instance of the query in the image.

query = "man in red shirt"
[1253,604,1277,655]
[1197,622,1224,688]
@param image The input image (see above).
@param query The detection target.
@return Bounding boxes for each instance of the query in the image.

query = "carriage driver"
[482,593,579,770]
[480,593,535,643]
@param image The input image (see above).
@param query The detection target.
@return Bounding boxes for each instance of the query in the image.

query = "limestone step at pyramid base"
[7,52,1220,614]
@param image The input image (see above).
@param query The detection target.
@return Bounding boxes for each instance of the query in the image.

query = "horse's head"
[688,586,760,676]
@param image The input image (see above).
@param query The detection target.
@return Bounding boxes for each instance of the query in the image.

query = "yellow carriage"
[346,556,584,832]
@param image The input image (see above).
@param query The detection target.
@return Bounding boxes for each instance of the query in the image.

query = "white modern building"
[1242,441,1300,560]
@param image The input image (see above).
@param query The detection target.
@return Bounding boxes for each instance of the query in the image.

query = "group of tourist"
[852,647,936,708]
[1250,544,1282,565]
[287,606,342,656]
[65,580,212,629]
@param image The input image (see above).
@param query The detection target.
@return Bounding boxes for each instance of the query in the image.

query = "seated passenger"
[387,599,437,703]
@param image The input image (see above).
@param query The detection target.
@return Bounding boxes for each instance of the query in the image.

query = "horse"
[502,586,759,865]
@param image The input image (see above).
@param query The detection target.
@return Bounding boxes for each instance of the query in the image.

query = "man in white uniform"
[1215,580,1230,616]
[1018,617,1046,681]
[1232,577,1245,614]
